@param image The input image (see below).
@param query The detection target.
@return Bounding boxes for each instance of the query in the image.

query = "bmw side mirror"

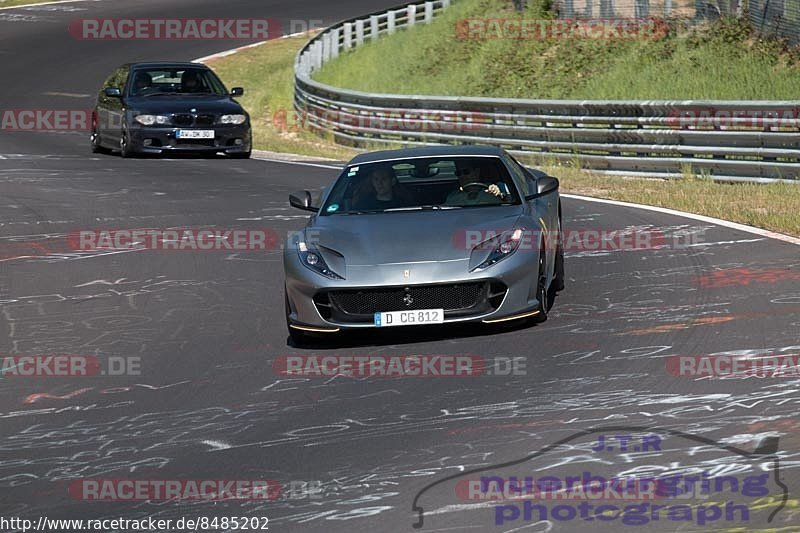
[230,87,244,96]
[289,190,318,212]
[104,87,122,97]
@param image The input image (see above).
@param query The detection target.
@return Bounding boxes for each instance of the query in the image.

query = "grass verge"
[314,0,800,99]
[530,161,800,237]
[210,17,800,238]
[204,34,359,161]
[0,0,59,8]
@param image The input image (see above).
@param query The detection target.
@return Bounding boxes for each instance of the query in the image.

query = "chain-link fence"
[551,0,740,18]
[749,0,800,44]
[552,0,800,44]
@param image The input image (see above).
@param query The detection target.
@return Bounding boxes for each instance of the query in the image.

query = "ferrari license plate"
[176,129,214,139]
[374,309,444,327]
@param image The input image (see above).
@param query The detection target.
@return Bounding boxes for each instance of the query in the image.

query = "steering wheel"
[461,182,487,191]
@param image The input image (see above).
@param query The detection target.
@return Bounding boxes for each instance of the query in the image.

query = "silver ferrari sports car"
[283,145,564,344]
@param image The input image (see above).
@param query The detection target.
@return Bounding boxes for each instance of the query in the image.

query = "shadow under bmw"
[283,146,564,345]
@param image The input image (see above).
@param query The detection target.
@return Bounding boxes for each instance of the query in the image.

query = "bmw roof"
[124,61,209,69]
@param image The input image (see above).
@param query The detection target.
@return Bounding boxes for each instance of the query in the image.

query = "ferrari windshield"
[127,67,228,97]
[320,156,522,215]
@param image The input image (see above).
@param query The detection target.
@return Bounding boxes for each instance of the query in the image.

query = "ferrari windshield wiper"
[337,210,385,215]
[383,205,461,212]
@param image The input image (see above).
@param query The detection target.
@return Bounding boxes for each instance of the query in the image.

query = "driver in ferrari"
[445,160,504,205]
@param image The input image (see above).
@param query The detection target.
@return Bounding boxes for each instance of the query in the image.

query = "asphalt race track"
[1,1,799,532]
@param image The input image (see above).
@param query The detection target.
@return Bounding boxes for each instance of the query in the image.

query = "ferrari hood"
[308,207,522,266]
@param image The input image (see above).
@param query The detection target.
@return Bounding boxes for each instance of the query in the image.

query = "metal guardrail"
[294,1,800,182]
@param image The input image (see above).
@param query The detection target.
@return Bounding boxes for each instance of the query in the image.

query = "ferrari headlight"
[472,229,525,271]
[298,241,343,279]
[220,114,247,125]
[134,114,169,126]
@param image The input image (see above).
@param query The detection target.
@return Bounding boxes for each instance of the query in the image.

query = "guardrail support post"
[344,22,353,49]
[599,0,613,18]
[330,28,340,58]
[355,19,365,46]
[407,5,417,27]
[635,0,650,18]
[370,15,380,40]
[313,42,323,71]
[321,32,331,62]
[424,2,434,23]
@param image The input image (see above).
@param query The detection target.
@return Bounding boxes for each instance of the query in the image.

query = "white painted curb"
[193,29,319,63]
[561,193,800,246]
[0,0,89,11]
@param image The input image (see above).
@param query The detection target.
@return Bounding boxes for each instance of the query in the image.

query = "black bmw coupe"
[91,61,251,158]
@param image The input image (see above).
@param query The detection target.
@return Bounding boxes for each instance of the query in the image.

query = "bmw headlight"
[220,114,247,125]
[133,114,170,126]
[471,228,525,271]
[298,241,343,279]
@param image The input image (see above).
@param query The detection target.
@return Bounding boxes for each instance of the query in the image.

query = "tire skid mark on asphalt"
[3,380,800,526]
[1,277,254,355]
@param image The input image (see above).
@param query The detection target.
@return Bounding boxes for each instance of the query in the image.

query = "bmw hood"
[127,96,245,115]
[308,207,523,266]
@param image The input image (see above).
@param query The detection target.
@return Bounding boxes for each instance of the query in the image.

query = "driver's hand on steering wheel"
[487,184,502,197]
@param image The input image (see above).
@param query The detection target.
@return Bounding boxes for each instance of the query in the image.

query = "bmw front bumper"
[127,124,251,154]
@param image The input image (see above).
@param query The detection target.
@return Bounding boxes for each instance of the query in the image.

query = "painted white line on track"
[561,193,800,246]
[42,91,90,98]
[193,29,320,63]
[252,155,341,170]
[0,0,95,10]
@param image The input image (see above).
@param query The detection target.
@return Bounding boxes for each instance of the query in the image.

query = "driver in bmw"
[444,161,503,205]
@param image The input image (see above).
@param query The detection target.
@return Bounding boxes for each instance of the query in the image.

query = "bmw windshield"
[127,67,228,97]
[320,156,523,215]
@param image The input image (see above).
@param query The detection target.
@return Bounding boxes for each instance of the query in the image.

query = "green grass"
[0,0,58,7]
[205,34,358,160]
[314,0,800,99]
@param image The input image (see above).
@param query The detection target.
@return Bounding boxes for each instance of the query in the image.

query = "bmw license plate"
[374,309,444,327]
[176,129,214,139]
